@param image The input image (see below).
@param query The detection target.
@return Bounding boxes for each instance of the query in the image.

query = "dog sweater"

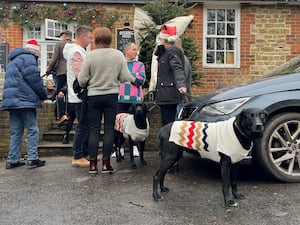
[169,117,250,163]
[115,113,149,142]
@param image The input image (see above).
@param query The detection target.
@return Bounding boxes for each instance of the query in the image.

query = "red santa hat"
[159,25,178,42]
[24,39,40,52]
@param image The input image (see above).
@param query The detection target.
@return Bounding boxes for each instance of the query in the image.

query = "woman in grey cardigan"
[78,27,139,175]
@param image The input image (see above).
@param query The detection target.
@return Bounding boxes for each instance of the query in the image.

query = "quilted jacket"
[1,48,47,110]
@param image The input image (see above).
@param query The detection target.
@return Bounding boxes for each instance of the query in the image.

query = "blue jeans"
[72,102,89,159]
[88,94,118,159]
[7,109,39,163]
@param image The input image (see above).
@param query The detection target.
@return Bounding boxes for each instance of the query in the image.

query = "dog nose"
[255,124,263,131]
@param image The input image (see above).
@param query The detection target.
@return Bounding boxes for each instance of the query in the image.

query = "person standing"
[155,25,187,126]
[174,37,192,118]
[45,30,72,124]
[2,39,47,169]
[116,42,146,157]
[78,27,140,174]
[63,26,93,167]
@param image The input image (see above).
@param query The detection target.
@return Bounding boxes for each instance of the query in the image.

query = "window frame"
[203,3,240,68]
[23,19,76,81]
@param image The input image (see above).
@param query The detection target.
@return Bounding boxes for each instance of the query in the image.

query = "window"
[45,19,68,40]
[23,19,76,81]
[203,5,240,68]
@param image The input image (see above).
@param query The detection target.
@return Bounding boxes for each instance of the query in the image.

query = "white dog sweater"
[169,117,250,163]
[115,113,149,142]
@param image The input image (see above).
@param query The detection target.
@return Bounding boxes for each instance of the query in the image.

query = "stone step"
[38,141,103,157]
[42,129,76,142]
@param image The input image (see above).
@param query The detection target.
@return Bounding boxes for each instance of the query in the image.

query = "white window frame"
[45,18,68,40]
[203,3,240,68]
[23,19,76,82]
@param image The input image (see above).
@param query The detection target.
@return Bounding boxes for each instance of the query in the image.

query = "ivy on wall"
[0,2,119,29]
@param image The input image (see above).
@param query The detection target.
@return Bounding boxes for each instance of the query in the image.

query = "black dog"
[114,103,149,168]
[152,108,267,207]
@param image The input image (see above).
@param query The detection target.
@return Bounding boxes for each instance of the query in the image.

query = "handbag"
[73,78,87,100]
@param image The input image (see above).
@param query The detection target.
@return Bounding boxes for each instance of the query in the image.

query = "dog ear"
[128,104,136,114]
[261,109,268,123]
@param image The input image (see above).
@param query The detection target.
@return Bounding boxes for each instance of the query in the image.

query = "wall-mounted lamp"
[124,16,130,27]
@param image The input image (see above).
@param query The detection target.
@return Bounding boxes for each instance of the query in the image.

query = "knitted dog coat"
[115,113,149,142]
[169,117,250,163]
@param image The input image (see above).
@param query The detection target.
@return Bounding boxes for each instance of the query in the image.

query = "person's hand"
[178,87,187,94]
[57,91,65,98]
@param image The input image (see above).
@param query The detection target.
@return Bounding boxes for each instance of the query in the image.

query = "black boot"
[89,159,98,174]
[62,133,69,144]
[102,158,115,174]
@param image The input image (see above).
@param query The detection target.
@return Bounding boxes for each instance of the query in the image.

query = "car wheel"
[255,112,300,182]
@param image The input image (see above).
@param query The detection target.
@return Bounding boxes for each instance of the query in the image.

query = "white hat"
[24,39,40,52]
[159,25,178,42]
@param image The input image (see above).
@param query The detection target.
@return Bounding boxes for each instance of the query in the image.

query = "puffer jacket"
[1,48,47,110]
[155,45,186,105]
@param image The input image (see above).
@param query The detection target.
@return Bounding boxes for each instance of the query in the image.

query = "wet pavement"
[0,151,300,225]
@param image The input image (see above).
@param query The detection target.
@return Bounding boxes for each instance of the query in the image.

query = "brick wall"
[188,4,300,96]
[0,101,162,159]
[0,102,55,159]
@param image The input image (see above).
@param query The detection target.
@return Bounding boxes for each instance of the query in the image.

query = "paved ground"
[0,152,300,225]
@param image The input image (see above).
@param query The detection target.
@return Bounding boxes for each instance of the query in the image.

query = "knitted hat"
[24,39,40,52]
[159,25,178,42]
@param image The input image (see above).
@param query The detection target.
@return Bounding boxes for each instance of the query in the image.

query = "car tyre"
[255,112,300,182]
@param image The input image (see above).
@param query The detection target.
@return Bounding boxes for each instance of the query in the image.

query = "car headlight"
[201,97,251,115]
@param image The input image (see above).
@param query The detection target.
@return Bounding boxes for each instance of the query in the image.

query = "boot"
[62,133,69,144]
[89,159,98,174]
[102,158,115,174]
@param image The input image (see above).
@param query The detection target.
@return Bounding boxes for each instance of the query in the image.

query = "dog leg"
[153,170,164,201]
[231,164,245,200]
[129,138,137,169]
[139,141,147,166]
[220,153,238,207]
[114,131,124,162]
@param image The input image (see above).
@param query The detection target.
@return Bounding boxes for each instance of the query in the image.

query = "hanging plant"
[0,2,119,29]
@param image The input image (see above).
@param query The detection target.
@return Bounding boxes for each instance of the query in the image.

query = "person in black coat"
[155,25,187,126]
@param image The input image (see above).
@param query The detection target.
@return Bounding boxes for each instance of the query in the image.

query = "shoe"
[111,147,124,158]
[89,159,98,174]
[62,133,69,144]
[6,161,26,169]
[133,146,139,157]
[102,158,115,174]
[120,147,124,157]
[58,114,68,127]
[72,157,89,167]
[27,159,46,168]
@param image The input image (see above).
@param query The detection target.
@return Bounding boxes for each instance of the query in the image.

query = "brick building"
[1,0,300,156]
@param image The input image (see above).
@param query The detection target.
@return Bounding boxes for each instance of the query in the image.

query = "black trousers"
[159,104,177,126]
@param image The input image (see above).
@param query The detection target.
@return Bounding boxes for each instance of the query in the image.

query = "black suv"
[180,72,300,182]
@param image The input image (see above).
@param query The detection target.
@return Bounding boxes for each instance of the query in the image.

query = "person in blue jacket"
[2,39,48,169]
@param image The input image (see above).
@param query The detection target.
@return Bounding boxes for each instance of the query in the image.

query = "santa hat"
[159,25,178,42]
[24,39,40,52]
